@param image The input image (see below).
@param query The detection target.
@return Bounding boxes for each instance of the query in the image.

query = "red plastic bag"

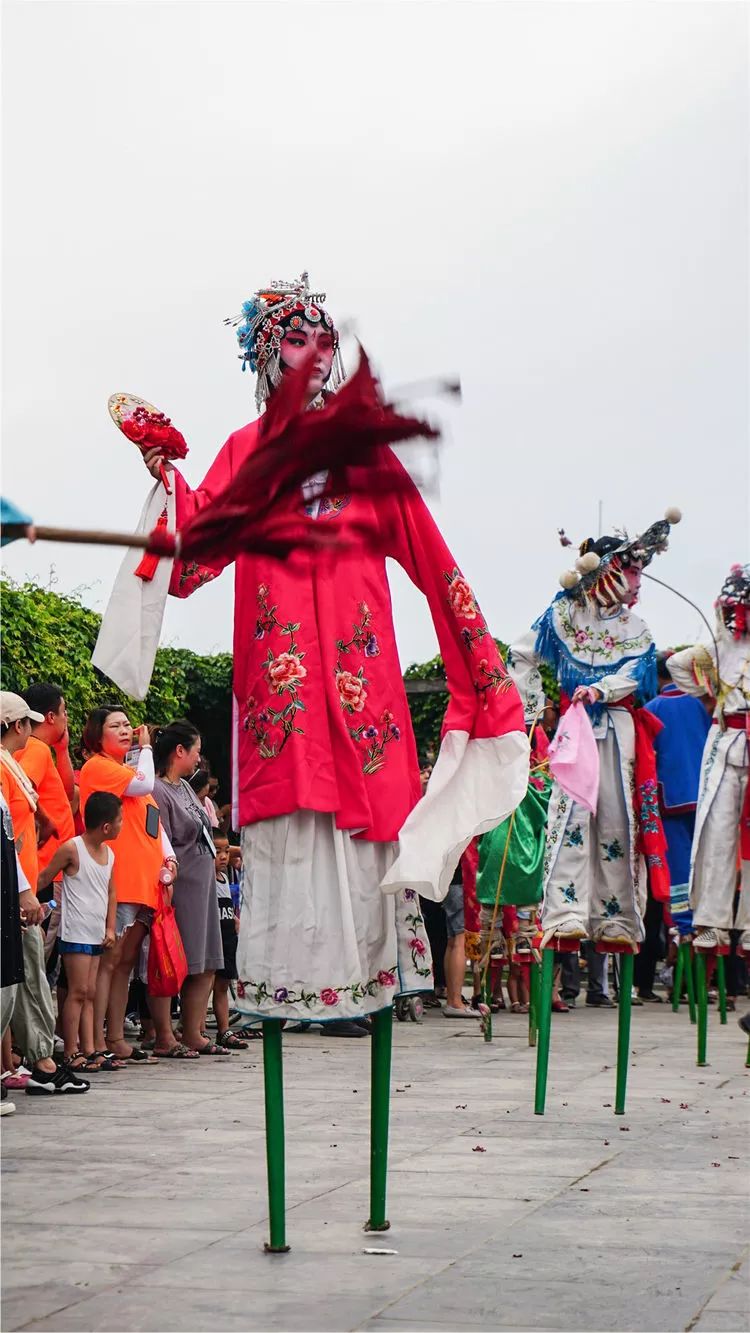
[147,886,188,997]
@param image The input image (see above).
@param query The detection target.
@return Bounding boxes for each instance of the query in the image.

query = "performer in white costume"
[667,564,750,953]
[508,513,681,949]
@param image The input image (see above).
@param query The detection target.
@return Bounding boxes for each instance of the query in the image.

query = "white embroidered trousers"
[235,812,433,1022]
[691,732,749,935]
[543,720,645,944]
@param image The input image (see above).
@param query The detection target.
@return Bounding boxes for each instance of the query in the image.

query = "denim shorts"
[115,903,154,938]
[442,882,465,938]
[58,940,104,957]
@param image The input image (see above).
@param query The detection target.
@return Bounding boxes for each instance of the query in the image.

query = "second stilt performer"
[507,511,681,1111]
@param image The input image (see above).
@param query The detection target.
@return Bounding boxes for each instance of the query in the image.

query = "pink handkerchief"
[548,701,600,815]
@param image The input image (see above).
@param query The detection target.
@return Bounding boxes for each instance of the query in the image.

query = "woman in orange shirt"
[79,708,176,1063]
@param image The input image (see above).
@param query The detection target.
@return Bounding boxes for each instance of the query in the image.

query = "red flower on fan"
[122,418,146,443]
[122,411,188,462]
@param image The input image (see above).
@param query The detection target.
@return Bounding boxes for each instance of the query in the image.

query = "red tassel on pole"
[134,506,169,581]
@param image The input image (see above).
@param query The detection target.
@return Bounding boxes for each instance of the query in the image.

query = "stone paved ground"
[2,999,749,1333]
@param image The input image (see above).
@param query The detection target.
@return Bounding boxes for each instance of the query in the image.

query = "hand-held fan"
[108,393,188,495]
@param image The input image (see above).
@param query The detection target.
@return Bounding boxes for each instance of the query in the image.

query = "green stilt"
[262,1019,290,1253]
[746,1038,750,1068]
[614,952,634,1115]
[529,960,540,1047]
[684,942,697,1025]
[716,954,727,1025]
[533,948,555,1115]
[482,973,493,1043]
[696,951,709,1066]
[671,943,684,1013]
[365,1006,393,1232]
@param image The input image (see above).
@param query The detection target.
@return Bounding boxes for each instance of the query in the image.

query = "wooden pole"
[3,522,151,550]
[529,959,540,1047]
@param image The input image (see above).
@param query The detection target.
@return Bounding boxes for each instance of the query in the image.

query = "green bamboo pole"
[671,943,684,1013]
[529,959,540,1047]
[534,948,555,1115]
[716,955,727,1025]
[262,1020,290,1253]
[365,1007,393,1232]
[695,951,709,1066]
[683,942,697,1025]
[614,953,634,1115]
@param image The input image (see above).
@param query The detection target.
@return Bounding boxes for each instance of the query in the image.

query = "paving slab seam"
[9,1265,160,1333]
[351,1149,641,1331]
[683,1245,750,1332]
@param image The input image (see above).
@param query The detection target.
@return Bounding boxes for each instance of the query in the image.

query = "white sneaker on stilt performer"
[693,927,731,951]
[595,921,638,949]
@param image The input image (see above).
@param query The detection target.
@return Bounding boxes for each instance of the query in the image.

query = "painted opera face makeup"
[622,562,643,607]
[279,318,335,397]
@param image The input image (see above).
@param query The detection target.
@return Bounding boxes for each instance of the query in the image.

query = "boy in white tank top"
[38,791,121,1071]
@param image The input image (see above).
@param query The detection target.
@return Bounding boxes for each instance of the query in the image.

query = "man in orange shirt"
[0,692,89,1093]
[17,683,76,874]
[1,692,43,888]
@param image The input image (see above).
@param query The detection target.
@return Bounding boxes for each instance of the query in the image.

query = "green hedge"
[0,577,233,782]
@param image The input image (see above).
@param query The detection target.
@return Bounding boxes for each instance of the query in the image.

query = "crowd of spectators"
[1,685,251,1116]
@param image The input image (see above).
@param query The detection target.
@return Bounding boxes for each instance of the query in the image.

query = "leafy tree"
[0,578,232,783]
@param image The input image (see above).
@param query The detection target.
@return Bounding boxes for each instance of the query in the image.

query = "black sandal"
[152,1043,200,1060]
[194,1040,233,1055]
[217,1030,248,1050]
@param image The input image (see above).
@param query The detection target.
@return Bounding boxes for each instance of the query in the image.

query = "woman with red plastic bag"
[153,721,231,1056]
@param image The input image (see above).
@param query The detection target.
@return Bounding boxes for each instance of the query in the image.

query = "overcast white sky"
[3,0,748,669]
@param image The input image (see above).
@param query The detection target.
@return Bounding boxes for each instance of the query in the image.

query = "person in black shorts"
[212,837,247,1049]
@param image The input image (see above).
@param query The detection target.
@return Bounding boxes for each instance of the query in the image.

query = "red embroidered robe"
[168,420,525,840]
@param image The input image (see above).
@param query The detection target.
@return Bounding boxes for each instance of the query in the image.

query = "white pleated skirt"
[234,812,433,1022]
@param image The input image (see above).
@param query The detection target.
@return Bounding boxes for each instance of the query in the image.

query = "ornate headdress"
[716,563,750,639]
[557,508,682,608]
[224,271,345,410]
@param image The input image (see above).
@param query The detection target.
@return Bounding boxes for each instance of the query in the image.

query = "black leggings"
[419,896,447,990]
[634,893,665,995]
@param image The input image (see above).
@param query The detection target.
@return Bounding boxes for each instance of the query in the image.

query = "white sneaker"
[693,927,730,951]
[0,1101,15,1116]
[595,922,637,947]
[542,920,587,948]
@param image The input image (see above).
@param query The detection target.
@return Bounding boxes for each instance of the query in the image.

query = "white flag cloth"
[91,482,174,701]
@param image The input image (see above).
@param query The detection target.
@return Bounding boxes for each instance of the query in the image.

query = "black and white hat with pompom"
[558,507,682,593]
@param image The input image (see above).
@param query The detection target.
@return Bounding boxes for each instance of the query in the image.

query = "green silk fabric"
[476,775,552,908]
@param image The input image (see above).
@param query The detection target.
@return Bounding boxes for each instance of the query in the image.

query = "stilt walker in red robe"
[94,274,528,1249]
